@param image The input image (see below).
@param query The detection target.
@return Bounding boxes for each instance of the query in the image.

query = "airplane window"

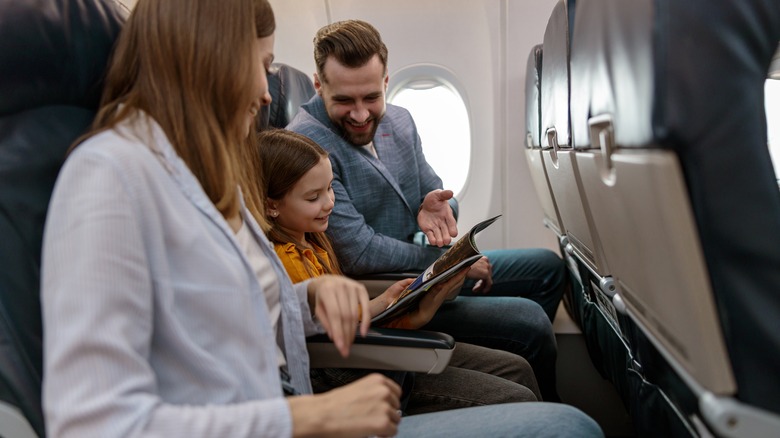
[389,81,471,196]
[766,79,780,179]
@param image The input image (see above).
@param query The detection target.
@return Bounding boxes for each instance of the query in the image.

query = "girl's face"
[245,34,275,137]
[270,156,335,243]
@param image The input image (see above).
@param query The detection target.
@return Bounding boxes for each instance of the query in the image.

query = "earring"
[271,211,278,217]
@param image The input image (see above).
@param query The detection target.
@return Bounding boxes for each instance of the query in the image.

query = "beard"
[332,111,385,146]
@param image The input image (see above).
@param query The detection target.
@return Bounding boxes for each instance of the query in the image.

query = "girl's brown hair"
[81,0,274,220]
[254,129,342,276]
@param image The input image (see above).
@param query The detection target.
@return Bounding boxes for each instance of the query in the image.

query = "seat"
[541,0,612,284]
[537,0,635,403]
[257,63,317,131]
[569,0,780,435]
[524,44,564,239]
[0,1,125,436]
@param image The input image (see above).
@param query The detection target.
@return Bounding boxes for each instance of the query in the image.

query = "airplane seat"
[524,44,564,240]
[570,0,780,435]
[524,42,586,326]
[540,0,635,400]
[257,62,316,131]
[0,1,125,436]
[541,0,613,294]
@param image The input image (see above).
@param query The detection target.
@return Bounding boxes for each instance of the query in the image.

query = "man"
[287,19,564,401]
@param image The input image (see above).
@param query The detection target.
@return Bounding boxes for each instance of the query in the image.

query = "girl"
[256,129,543,414]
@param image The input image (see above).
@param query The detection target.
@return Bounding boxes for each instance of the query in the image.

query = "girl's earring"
[271,211,278,217]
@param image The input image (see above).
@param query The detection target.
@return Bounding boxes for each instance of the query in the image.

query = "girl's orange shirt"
[273,241,412,329]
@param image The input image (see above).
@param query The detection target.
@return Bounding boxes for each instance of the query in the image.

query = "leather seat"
[569,0,780,434]
[0,1,124,435]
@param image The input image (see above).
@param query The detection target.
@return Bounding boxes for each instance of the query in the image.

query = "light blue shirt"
[42,112,321,437]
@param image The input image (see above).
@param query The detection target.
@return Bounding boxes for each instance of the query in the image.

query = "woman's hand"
[465,256,493,293]
[307,275,371,358]
[288,373,402,438]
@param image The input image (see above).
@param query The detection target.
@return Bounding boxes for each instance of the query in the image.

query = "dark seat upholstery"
[258,63,316,131]
[567,0,780,434]
[653,0,780,416]
[0,1,124,435]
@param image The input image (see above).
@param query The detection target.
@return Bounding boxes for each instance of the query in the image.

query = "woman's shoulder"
[70,115,159,169]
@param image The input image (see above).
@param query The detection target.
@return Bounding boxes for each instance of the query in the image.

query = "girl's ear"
[266,199,279,218]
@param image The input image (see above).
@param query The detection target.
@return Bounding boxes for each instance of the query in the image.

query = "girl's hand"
[307,275,371,357]
[403,268,468,328]
[371,278,415,317]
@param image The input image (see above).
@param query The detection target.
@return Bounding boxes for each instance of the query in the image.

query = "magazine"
[371,215,502,326]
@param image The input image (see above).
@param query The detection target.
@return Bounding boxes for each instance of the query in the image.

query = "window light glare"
[391,85,471,195]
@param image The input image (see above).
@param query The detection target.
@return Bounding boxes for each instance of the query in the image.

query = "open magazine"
[371,215,502,326]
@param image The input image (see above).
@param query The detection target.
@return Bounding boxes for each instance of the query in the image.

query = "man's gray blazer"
[287,95,452,275]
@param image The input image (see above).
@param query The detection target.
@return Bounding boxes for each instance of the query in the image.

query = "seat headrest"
[258,63,316,130]
[569,0,654,149]
[0,0,125,116]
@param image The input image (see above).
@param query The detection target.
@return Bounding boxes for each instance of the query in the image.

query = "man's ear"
[384,74,389,90]
[314,73,323,96]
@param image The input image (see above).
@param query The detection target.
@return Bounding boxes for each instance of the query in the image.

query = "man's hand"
[417,189,458,247]
[466,256,493,293]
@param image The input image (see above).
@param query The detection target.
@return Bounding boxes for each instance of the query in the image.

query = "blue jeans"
[460,248,567,322]
[398,402,604,437]
[421,295,559,402]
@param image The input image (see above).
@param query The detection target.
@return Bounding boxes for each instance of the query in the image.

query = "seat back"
[258,63,316,130]
[540,0,611,278]
[570,0,780,433]
[524,44,564,237]
[0,1,123,435]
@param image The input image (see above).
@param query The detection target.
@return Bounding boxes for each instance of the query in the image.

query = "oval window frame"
[388,64,473,197]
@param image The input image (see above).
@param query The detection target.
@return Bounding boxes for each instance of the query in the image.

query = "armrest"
[307,327,455,374]
[0,400,37,438]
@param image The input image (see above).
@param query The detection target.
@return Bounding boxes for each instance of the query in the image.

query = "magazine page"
[370,215,501,326]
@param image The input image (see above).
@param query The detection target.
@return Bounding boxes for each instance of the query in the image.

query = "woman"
[41,0,603,436]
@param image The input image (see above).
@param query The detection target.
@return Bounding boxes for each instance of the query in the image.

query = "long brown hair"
[254,129,342,276]
[81,0,274,219]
